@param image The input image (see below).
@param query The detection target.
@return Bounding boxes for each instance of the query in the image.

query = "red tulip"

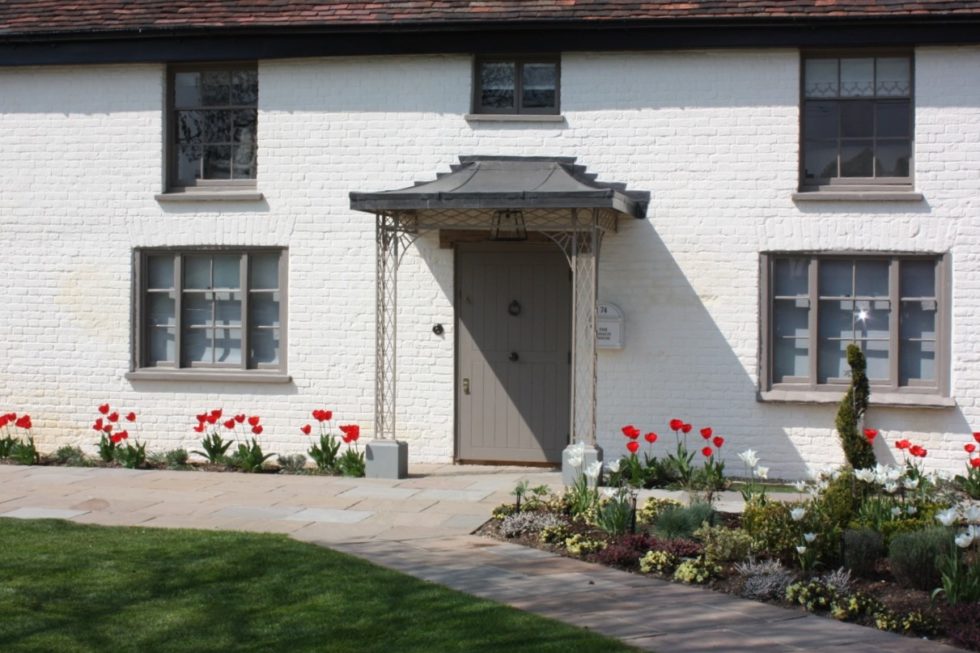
[193,423,205,433]
[669,418,684,431]
[863,428,878,442]
[626,441,640,454]
[339,424,360,442]
[701,446,713,457]
[196,413,208,423]
[116,430,128,441]
[313,409,333,422]
[0,416,7,428]
[971,457,980,469]
[700,427,712,440]
[206,414,219,425]
[644,432,658,444]
[103,424,113,434]
[621,425,640,440]
[210,409,223,420]
[300,424,312,435]
[14,415,31,430]
[966,444,976,454]
[895,439,911,450]
[98,404,110,415]
[125,412,137,422]
[713,436,725,448]
[251,425,263,435]
[974,432,980,443]
[910,445,927,458]
[4,412,15,421]
[248,416,261,427]
[107,412,119,423]
[110,433,123,444]
[681,423,692,434]
[92,418,104,431]
[235,414,246,424]
[223,419,236,430]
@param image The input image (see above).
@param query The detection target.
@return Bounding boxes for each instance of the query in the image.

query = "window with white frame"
[137,249,285,373]
[765,254,946,393]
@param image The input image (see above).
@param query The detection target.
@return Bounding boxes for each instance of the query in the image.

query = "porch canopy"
[350,156,649,451]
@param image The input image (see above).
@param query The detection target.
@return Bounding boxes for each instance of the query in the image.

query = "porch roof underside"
[348,156,649,222]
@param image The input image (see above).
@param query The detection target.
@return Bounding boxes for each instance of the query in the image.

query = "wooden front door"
[456,243,571,464]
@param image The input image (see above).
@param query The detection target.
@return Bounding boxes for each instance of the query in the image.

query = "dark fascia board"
[349,192,643,218]
[3,16,980,66]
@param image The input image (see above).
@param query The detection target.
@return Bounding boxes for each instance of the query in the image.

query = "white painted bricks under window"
[1,48,980,479]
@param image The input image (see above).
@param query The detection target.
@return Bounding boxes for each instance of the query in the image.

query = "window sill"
[126,370,291,384]
[155,190,265,203]
[792,191,924,202]
[759,389,954,409]
[464,114,565,123]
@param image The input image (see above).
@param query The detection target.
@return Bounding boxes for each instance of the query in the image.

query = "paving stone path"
[0,464,960,653]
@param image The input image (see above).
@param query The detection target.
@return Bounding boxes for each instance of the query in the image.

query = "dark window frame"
[799,50,914,192]
[166,62,258,192]
[132,247,287,376]
[760,252,950,397]
[472,55,561,115]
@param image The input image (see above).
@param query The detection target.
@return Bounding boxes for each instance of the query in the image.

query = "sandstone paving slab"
[267,493,363,510]
[285,507,373,524]
[369,526,462,542]
[70,511,156,527]
[69,496,162,512]
[412,488,492,502]
[384,511,453,528]
[213,505,303,521]
[439,514,490,532]
[289,521,393,544]
[343,497,438,514]
[419,499,501,516]
[2,507,89,520]
[336,485,419,500]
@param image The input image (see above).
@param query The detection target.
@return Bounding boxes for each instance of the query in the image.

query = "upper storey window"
[801,54,912,190]
[473,56,560,115]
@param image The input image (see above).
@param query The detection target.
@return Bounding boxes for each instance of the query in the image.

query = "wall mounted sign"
[597,302,624,349]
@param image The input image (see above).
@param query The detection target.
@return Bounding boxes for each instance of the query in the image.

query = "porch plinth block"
[365,440,409,479]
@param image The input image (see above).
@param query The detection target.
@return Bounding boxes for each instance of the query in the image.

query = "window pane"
[819,299,854,340]
[251,292,280,328]
[840,58,874,97]
[521,63,557,109]
[176,111,204,144]
[250,254,279,289]
[900,340,935,384]
[774,338,809,381]
[863,339,890,381]
[232,144,257,179]
[875,140,910,177]
[901,260,936,298]
[147,293,176,327]
[804,102,839,139]
[203,145,232,179]
[818,338,849,381]
[251,329,280,365]
[202,110,231,143]
[148,327,176,365]
[200,71,231,106]
[175,144,203,185]
[480,62,515,109]
[182,328,213,364]
[213,255,240,289]
[231,70,258,105]
[184,257,211,289]
[213,327,242,364]
[877,102,910,138]
[774,300,809,339]
[876,57,911,97]
[174,72,202,107]
[773,258,809,296]
[819,260,853,297]
[841,101,874,138]
[231,109,257,143]
[855,260,888,297]
[840,140,874,177]
[147,256,174,289]
[901,301,936,340]
[804,140,838,179]
[805,59,838,97]
[215,292,242,326]
[183,292,211,326]
[855,307,889,340]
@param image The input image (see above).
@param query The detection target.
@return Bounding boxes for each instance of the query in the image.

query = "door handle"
[462,378,470,395]
[509,351,519,362]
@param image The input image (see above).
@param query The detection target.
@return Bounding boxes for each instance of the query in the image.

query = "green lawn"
[0,519,635,653]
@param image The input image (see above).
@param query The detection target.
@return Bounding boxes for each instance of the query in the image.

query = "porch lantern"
[350,156,649,480]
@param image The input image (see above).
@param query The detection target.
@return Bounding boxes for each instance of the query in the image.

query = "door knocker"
[508,300,522,317]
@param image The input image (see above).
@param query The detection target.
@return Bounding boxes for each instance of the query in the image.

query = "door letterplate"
[462,378,470,395]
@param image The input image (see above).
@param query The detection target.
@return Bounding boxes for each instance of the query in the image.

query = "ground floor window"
[136,248,286,373]
[763,253,947,394]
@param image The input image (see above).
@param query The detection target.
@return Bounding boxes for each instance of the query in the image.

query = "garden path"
[0,464,959,653]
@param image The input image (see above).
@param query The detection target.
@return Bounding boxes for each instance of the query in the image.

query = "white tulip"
[907,505,918,515]
[605,458,621,474]
[854,468,876,483]
[790,508,806,522]
[891,507,902,517]
[738,449,759,468]
[903,477,919,490]
[754,466,769,480]
[937,508,959,527]
[793,480,808,492]
[955,532,975,549]
[883,481,899,494]
[804,532,817,543]
[796,545,807,555]
[584,461,602,480]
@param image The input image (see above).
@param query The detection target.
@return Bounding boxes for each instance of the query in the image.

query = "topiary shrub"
[741,498,797,561]
[835,344,875,469]
[888,527,955,590]
[842,528,885,577]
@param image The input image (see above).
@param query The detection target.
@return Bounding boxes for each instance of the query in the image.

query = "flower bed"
[484,418,980,651]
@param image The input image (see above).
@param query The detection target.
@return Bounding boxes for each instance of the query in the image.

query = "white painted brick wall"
[1,48,979,479]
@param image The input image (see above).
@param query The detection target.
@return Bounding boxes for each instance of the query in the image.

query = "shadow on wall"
[596,215,972,479]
